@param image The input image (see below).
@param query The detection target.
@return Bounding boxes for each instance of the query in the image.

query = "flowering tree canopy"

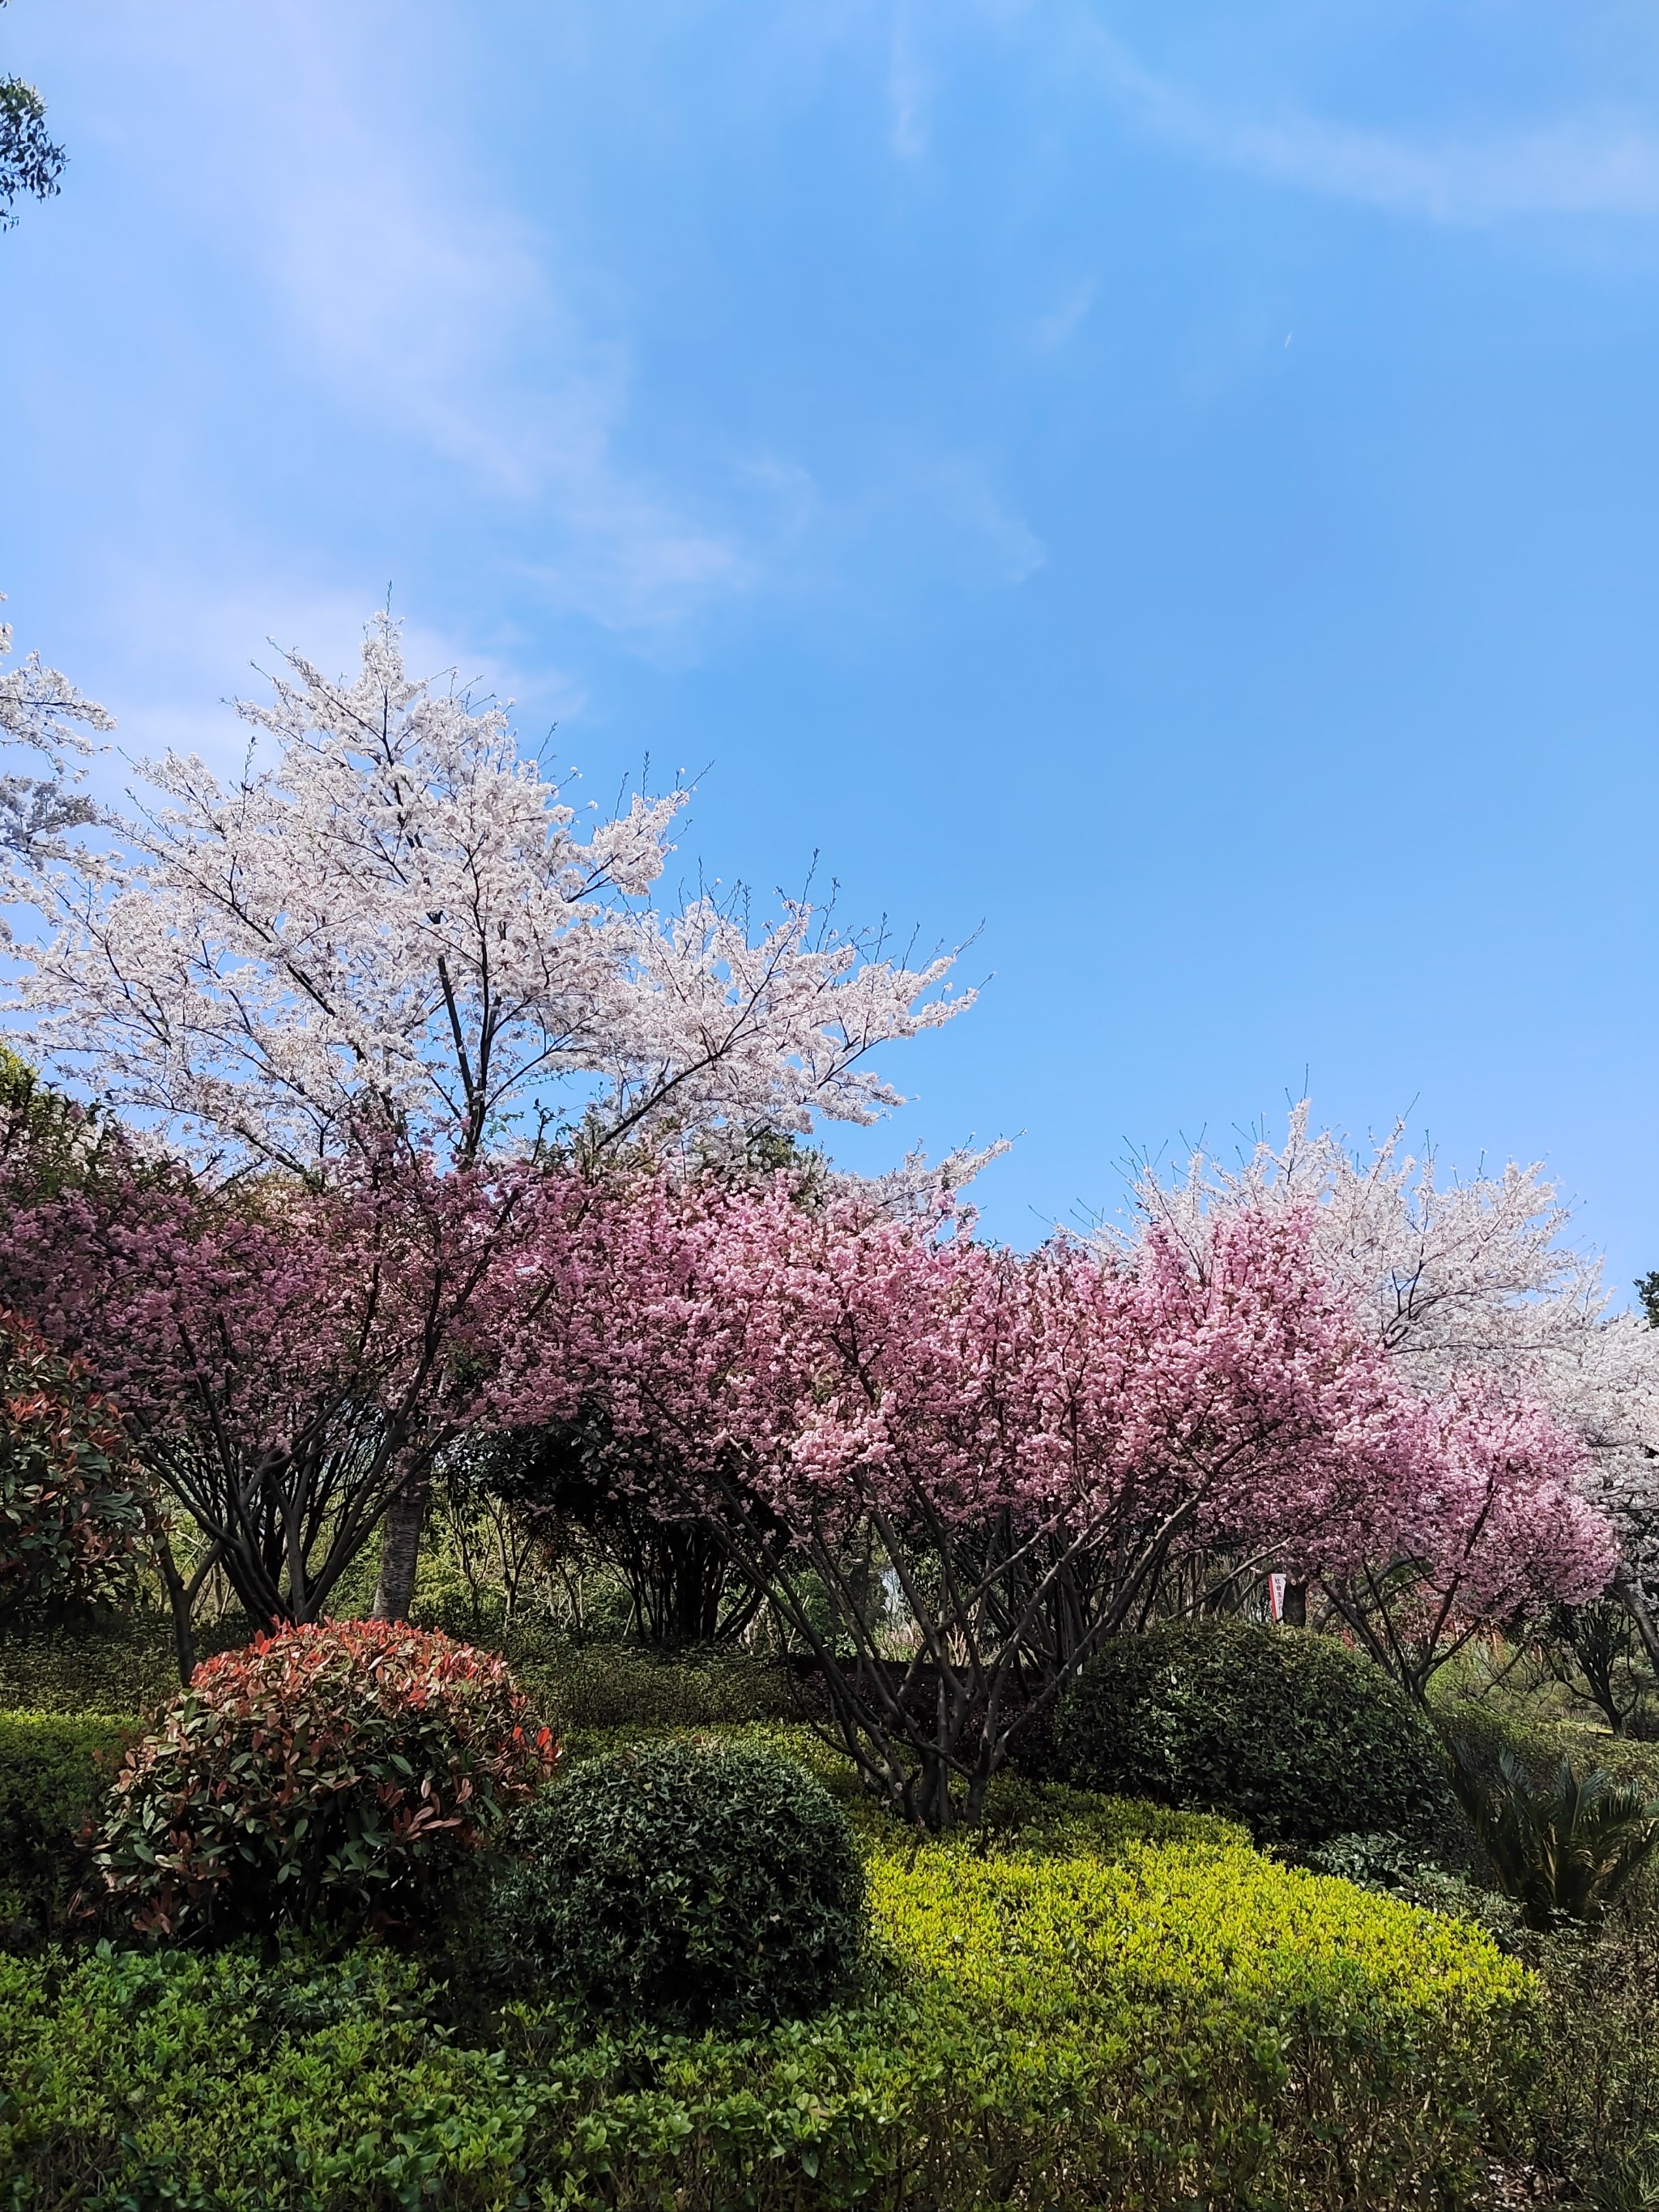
[0,1136,546,1650]
[1124,1103,1654,1642]
[0,599,111,913]
[0,1304,147,1619]
[11,615,970,1175]
[492,1177,1610,1822]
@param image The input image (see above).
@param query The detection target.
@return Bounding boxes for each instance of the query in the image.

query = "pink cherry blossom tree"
[0,1137,552,1674]
[495,1178,1612,1826]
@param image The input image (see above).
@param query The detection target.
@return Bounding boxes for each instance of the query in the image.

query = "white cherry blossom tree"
[0,599,112,915]
[1121,1103,1659,1653]
[11,613,971,1176]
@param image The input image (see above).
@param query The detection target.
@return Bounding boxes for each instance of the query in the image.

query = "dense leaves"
[0,1306,147,1620]
[0,1810,1531,2210]
[0,1711,130,1946]
[89,1621,558,1940]
[1447,1742,1659,1929]
[1053,1619,1460,1845]
[498,1740,866,2030]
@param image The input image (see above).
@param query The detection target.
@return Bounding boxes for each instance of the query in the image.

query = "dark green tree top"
[1,6,66,231]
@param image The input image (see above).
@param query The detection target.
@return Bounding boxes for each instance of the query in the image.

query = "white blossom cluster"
[10,613,971,1175]
[0,599,113,924]
[1120,1103,1659,1594]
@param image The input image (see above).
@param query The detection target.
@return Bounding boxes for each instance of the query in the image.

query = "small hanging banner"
[1267,1573,1287,1622]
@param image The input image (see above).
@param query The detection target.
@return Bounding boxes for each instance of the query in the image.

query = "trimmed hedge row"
[0,1711,131,1946]
[0,1826,1533,2209]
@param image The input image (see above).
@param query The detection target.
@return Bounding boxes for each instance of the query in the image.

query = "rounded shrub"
[91,1620,558,1940]
[1053,1620,1457,1846]
[499,1739,865,2030]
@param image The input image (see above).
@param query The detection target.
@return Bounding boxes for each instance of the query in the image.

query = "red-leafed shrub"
[0,1306,147,1620]
[89,1620,559,1940]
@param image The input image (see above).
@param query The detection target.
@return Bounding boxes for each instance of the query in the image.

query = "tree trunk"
[373,1478,429,1622]
[148,1518,198,1685]
[1614,1573,1659,1682]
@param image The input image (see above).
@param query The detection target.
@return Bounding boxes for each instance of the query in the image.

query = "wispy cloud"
[887,5,931,160]
[104,4,768,639]
[1030,278,1097,355]
[1079,19,1659,224]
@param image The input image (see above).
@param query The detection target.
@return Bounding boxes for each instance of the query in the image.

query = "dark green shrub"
[91,1622,558,1941]
[0,1710,132,1946]
[498,1739,865,2030]
[498,1634,795,1732]
[1053,1620,1458,1844]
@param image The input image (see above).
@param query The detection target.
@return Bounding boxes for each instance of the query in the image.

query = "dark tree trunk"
[1614,1575,1659,1684]
[147,1517,198,1685]
[373,1478,429,1622]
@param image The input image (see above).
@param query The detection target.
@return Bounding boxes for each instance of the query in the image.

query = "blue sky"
[3,1,1657,1284]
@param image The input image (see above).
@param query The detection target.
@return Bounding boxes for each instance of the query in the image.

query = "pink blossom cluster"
[496,1176,1615,1623]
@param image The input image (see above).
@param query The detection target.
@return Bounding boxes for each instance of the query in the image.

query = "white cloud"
[1080,19,1659,224]
[888,6,932,160]
[87,3,764,639]
[1031,278,1097,354]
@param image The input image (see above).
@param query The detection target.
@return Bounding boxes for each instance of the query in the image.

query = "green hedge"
[1056,1620,1460,1845]
[0,1616,225,1716]
[0,1824,1533,2209]
[0,1711,133,1946]
[501,1637,796,1733]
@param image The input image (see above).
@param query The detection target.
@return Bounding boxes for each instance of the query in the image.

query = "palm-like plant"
[1448,1740,1659,1930]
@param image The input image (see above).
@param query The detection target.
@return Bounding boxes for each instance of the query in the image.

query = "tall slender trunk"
[148,1518,199,1685]
[1614,1573,1659,1682]
[373,1477,429,1622]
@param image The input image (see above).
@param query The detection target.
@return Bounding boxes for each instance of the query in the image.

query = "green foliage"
[91,1622,558,1941]
[1446,1741,1659,1930]
[1055,1618,1459,1844]
[0,1817,1532,2210]
[0,1942,540,2209]
[498,1739,866,2031]
[0,1308,148,1621]
[497,1632,796,1733]
[1518,1889,1659,2202]
[0,64,64,230]
[1299,1830,1529,1949]
[0,1611,227,1714]
[1439,1692,1659,1798]
[0,1711,132,1946]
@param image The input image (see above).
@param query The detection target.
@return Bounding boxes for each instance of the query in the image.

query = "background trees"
[1126,1106,1659,1670]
